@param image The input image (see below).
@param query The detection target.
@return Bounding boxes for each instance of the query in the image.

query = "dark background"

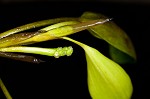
[0,0,149,99]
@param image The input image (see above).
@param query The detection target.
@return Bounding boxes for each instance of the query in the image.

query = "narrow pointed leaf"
[0,32,39,48]
[0,18,110,48]
[0,52,43,63]
[80,11,136,63]
[0,17,78,39]
[17,19,109,45]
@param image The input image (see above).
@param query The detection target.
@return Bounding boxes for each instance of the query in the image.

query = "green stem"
[0,46,73,58]
[62,37,87,48]
[0,78,12,99]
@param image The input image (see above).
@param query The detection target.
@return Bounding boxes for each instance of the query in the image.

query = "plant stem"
[0,78,12,99]
[0,46,73,58]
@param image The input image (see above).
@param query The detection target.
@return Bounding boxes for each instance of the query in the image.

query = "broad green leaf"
[63,37,133,99]
[80,11,136,63]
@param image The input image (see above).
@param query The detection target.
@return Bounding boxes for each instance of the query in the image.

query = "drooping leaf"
[63,37,133,99]
[80,11,136,64]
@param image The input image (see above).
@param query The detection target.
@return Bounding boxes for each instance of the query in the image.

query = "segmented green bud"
[0,46,73,58]
[53,46,73,58]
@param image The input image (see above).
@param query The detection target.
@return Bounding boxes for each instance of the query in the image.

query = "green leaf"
[0,32,39,48]
[0,17,78,39]
[0,17,110,48]
[109,45,136,64]
[85,45,133,99]
[80,11,136,63]
[9,19,109,46]
[63,37,133,99]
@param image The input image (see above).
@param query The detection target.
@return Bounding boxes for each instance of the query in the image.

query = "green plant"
[0,11,136,99]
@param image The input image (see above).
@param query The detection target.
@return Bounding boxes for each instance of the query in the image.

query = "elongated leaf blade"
[0,32,39,48]
[0,17,78,39]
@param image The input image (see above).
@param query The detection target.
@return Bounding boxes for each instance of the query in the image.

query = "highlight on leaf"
[0,32,40,48]
[0,17,79,39]
[80,11,136,64]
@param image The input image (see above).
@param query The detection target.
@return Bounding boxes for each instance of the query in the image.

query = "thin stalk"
[0,46,73,58]
[0,78,12,99]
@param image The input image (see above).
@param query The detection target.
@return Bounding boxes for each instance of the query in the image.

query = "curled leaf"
[63,37,133,99]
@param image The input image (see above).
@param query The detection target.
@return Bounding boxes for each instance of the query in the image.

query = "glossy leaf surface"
[80,11,136,63]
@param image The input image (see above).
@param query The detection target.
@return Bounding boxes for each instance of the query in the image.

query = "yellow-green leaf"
[85,45,133,99]
[80,11,136,63]
[0,17,78,39]
[63,37,133,99]
[0,32,39,48]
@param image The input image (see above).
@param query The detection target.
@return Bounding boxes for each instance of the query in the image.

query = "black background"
[0,1,149,99]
